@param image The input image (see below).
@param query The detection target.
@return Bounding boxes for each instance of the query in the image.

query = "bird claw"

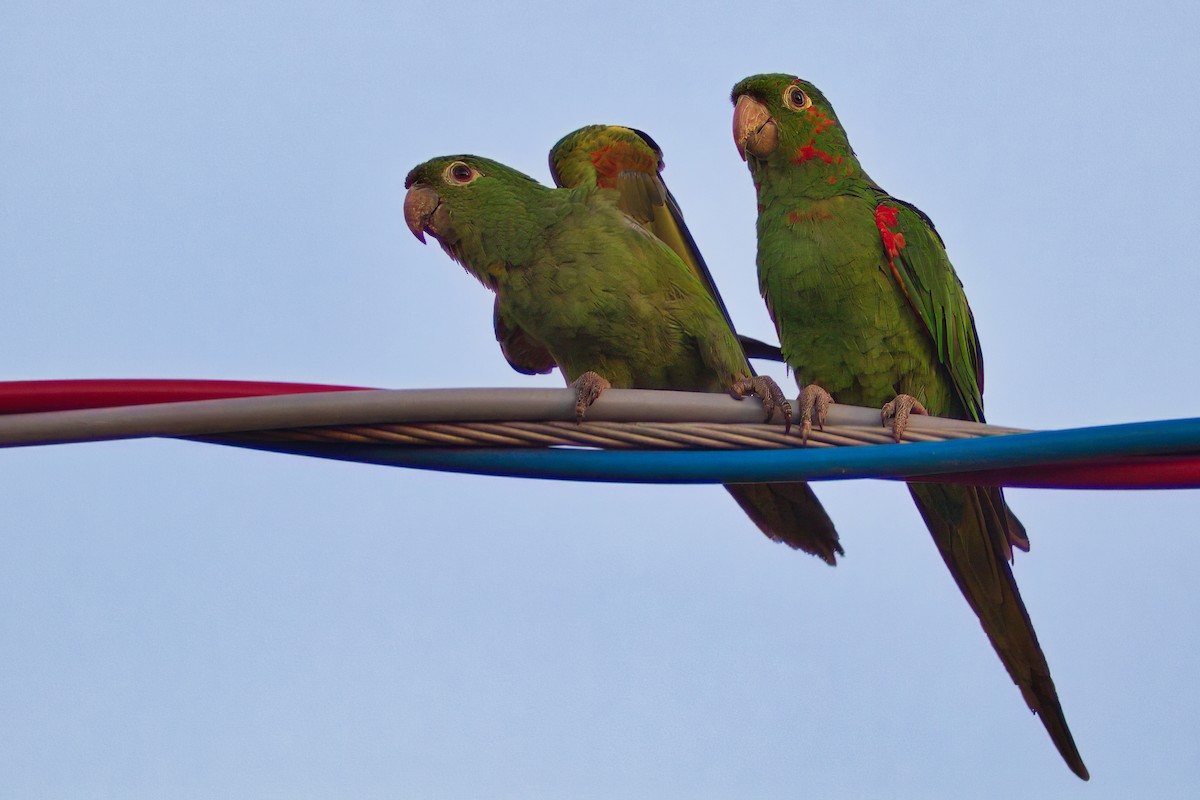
[881,393,927,442]
[796,383,834,446]
[731,375,793,433]
[570,371,611,423]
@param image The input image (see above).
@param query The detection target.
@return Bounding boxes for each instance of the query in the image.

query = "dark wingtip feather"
[724,483,842,564]
[739,335,786,364]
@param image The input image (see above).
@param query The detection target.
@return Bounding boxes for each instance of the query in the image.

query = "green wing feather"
[551,126,784,364]
[614,157,736,330]
[878,194,1029,551]
[874,193,985,422]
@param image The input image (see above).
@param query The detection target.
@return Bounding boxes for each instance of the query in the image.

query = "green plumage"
[407,155,745,387]
[549,125,786,364]
[404,152,841,562]
[732,74,1087,779]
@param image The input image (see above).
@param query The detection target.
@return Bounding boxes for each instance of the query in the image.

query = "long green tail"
[908,482,1089,780]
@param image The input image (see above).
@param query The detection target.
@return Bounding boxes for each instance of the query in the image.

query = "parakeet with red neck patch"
[404,152,841,562]
[731,73,1088,780]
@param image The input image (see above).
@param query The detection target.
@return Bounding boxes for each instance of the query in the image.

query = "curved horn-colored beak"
[733,94,778,160]
[404,185,441,244]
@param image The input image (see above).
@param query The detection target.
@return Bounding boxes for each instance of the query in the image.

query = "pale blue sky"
[3,1,1199,797]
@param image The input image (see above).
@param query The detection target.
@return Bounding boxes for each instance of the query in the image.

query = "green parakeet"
[731,74,1087,779]
[548,125,783,363]
[404,153,842,562]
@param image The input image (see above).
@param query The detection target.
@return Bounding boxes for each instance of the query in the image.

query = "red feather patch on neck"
[590,143,656,189]
[793,139,834,165]
[804,106,836,135]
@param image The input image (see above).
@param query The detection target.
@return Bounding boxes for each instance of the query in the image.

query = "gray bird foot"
[570,371,611,423]
[881,393,927,442]
[731,375,793,433]
[796,384,834,446]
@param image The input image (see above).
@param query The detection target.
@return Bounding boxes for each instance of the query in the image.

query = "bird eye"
[783,85,812,111]
[445,162,479,184]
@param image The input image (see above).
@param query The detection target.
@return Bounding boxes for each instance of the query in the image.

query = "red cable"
[0,379,367,414]
[918,455,1200,490]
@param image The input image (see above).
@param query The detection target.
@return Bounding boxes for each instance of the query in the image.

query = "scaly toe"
[731,375,793,433]
[570,371,611,423]
[796,384,834,446]
[880,393,928,442]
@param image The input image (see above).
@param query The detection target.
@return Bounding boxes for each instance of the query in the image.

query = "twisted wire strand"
[224,416,1002,451]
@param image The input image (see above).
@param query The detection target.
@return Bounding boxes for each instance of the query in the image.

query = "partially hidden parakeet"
[731,74,1087,779]
[549,125,783,364]
[404,153,842,562]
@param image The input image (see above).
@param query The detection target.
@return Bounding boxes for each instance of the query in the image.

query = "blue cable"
[212,416,1200,485]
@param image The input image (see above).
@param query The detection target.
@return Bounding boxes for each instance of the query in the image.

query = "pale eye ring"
[446,161,478,184]
[783,85,812,111]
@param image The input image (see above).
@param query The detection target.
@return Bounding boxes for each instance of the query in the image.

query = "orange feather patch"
[589,143,656,189]
[804,106,836,135]
[787,209,835,224]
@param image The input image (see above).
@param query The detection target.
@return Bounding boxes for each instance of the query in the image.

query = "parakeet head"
[549,125,664,190]
[404,155,541,246]
[731,74,856,173]
[404,154,548,287]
